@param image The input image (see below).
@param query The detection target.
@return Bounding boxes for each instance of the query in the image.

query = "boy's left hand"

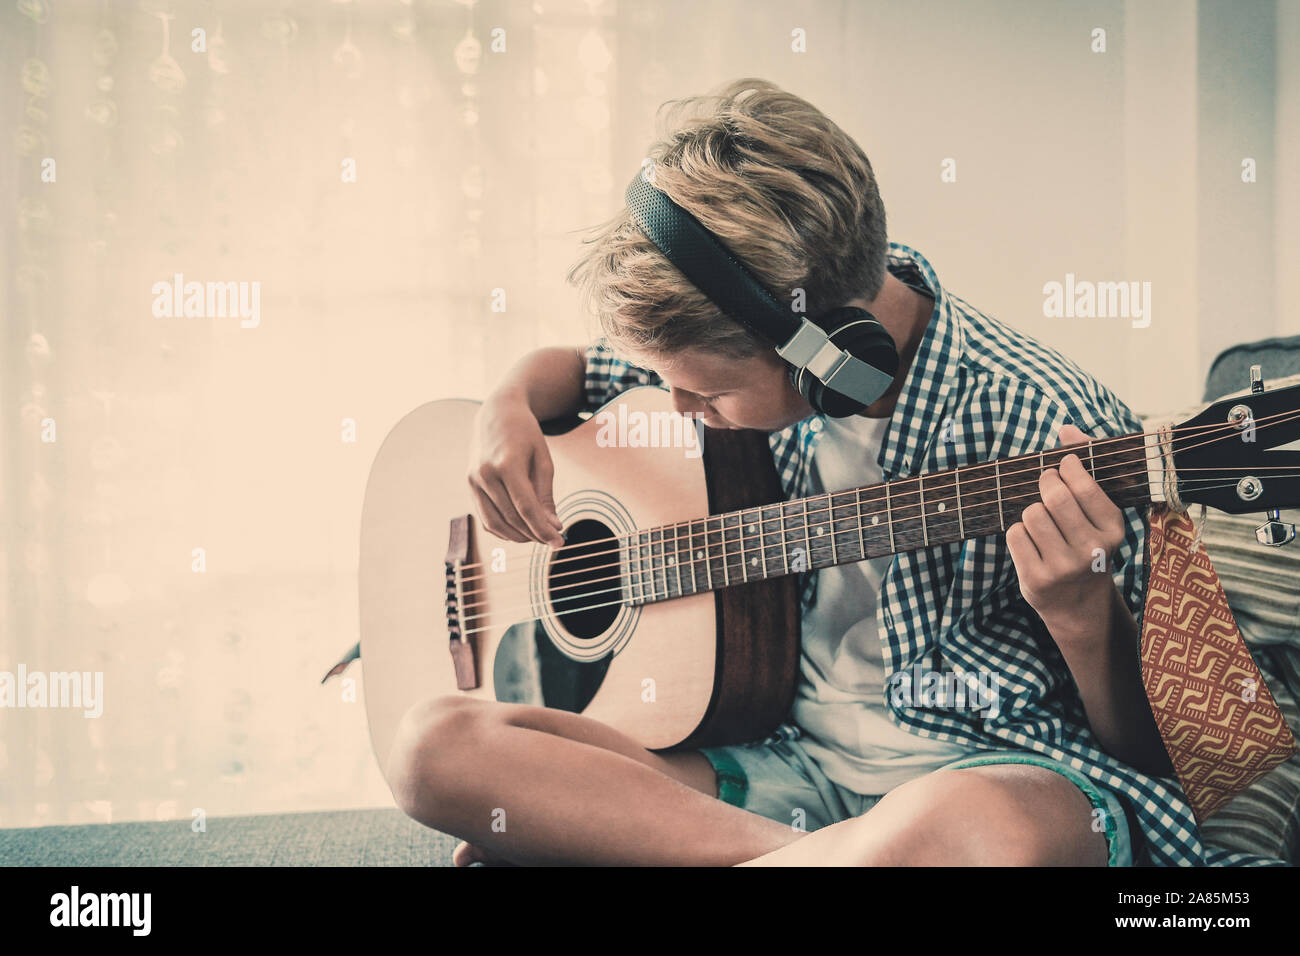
[1005,424,1128,643]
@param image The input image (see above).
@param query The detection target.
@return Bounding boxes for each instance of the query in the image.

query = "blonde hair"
[566,77,889,363]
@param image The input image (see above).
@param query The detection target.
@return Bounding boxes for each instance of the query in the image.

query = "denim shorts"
[698,723,1134,866]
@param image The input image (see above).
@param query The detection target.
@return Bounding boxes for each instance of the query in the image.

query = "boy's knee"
[386,694,484,823]
[854,766,1088,866]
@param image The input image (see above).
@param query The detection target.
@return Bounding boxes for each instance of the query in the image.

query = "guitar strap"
[1138,502,1298,824]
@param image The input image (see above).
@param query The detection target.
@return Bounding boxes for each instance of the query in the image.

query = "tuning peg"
[1245,366,1294,545]
[1256,511,1297,546]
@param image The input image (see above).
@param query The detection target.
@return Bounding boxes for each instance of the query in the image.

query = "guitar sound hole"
[550,518,621,640]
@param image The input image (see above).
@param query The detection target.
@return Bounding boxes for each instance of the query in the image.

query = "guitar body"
[360,387,800,776]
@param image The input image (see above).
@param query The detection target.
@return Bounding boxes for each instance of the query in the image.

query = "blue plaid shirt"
[582,241,1280,866]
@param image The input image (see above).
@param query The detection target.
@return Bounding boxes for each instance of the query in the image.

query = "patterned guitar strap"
[1139,425,1298,824]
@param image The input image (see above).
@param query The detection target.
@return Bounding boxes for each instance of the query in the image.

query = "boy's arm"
[1042,575,1175,776]
[488,346,589,421]
[1005,423,1174,777]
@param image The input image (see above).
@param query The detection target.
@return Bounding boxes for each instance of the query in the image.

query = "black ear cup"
[792,307,899,418]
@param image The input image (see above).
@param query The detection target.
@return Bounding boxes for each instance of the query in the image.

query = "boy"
[386,79,1223,866]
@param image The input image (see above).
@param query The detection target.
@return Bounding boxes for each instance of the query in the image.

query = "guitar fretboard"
[622,434,1151,605]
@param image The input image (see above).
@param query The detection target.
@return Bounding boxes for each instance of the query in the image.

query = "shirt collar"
[875,242,965,480]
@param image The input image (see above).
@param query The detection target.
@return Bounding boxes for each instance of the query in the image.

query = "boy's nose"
[669,387,707,416]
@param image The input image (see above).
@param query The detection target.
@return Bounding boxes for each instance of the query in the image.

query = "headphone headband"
[624,170,792,342]
[623,169,895,412]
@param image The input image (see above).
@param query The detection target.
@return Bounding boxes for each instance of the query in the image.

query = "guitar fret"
[776,504,789,576]
[746,509,762,579]
[682,523,694,594]
[758,506,774,578]
[954,469,964,539]
[624,536,633,605]
[722,515,743,582]
[695,519,710,592]
[1087,440,1096,477]
[799,500,813,571]
[634,531,645,604]
[825,494,838,564]
[659,527,671,600]
[855,488,866,561]
[660,526,670,600]
[994,461,1004,529]
[743,515,754,582]
[642,529,652,602]
[684,526,694,593]
[627,535,639,605]
[681,523,692,594]
[645,530,655,603]
[918,477,929,547]
[686,522,694,594]
[676,528,686,595]
[776,502,790,575]
[760,509,773,576]
[649,527,662,601]
[746,512,755,581]
[716,517,730,587]
[885,482,896,552]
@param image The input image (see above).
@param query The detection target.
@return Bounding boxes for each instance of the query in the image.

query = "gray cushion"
[1197,510,1300,651]
[1196,650,1300,862]
[1203,335,1300,402]
[0,808,459,866]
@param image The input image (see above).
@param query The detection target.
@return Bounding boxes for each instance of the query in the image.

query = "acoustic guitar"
[359,381,1300,775]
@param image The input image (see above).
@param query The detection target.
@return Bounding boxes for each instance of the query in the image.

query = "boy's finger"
[1020,501,1068,561]
[1057,453,1123,531]
[503,471,565,547]
[1006,521,1040,565]
[1058,423,1090,447]
[530,451,564,530]
[475,478,532,542]
[1039,467,1096,541]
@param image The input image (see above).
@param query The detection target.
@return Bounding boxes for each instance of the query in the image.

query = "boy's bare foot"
[452,840,513,867]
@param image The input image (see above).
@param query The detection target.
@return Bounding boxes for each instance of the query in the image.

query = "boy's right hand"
[468,393,566,547]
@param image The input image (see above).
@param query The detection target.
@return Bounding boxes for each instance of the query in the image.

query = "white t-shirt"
[791,412,975,795]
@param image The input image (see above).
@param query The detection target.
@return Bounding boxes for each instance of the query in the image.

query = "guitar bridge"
[445,514,478,690]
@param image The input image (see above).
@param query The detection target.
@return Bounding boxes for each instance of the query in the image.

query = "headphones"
[624,166,899,418]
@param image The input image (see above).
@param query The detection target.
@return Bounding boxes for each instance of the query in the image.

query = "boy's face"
[645,346,816,432]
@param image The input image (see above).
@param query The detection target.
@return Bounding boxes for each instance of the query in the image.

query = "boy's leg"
[386,694,810,866]
[739,761,1114,866]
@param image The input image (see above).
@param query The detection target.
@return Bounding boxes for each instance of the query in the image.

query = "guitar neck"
[623,433,1153,605]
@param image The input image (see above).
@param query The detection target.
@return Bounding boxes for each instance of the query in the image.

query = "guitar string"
[453,406,1300,586]
[456,406,1300,614]
[453,407,1299,583]
[457,462,1300,617]
[458,471,1300,629]
[458,473,1300,636]
[455,409,1300,605]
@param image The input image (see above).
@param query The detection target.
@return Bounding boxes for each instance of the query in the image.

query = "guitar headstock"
[1170,378,1300,518]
